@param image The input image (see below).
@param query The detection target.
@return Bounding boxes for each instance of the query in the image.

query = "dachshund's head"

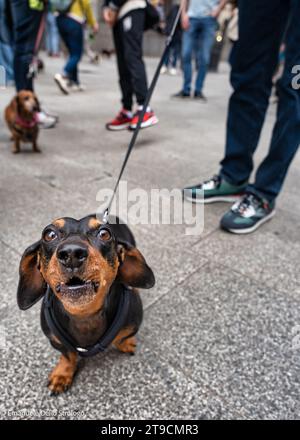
[17,215,154,316]
[16,90,40,116]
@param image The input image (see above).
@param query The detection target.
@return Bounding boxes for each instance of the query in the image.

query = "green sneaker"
[183,175,247,204]
[220,193,276,234]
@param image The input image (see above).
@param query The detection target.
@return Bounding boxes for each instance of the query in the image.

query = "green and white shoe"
[183,175,247,204]
[220,193,276,234]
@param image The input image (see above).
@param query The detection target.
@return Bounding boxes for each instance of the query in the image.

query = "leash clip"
[102,208,109,224]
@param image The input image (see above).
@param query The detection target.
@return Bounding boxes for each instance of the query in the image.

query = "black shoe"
[172,90,190,98]
[194,91,207,102]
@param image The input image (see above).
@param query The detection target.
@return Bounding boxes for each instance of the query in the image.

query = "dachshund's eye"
[98,228,111,241]
[43,230,58,242]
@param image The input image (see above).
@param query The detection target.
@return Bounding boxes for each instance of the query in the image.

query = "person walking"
[103,0,159,131]
[9,0,57,128]
[54,0,99,94]
[174,0,227,101]
[184,0,300,234]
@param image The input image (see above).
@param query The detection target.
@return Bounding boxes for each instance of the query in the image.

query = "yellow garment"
[28,0,44,11]
[69,0,96,27]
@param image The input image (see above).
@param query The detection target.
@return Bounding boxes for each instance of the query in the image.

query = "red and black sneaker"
[129,109,159,130]
[106,109,133,131]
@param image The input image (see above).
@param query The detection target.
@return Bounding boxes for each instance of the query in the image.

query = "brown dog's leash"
[102,4,183,223]
[27,5,48,79]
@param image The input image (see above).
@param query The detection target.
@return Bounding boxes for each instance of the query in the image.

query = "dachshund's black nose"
[57,243,88,269]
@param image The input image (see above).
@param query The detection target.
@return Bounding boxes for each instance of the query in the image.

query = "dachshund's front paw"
[48,353,77,395]
[115,335,137,356]
[48,371,73,395]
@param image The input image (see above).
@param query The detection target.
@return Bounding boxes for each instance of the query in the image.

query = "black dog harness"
[43,285,131,358]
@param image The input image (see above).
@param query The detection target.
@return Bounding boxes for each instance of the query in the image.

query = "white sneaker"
[160,66,167,75]
[54,73,69,95]
[169,68,177,76]
[69,83,86,92]
[36,111,57,129]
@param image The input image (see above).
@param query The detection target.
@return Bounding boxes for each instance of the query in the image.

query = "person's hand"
[181,12,190,30]
[93,22,99,34]
[210,6,221,18]
[103,7,118,27]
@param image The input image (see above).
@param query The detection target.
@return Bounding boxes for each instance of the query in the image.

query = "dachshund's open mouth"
[56,277,100,298]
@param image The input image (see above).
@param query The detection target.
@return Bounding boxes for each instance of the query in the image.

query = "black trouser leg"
[113,22,134,111]
[10,0,42,91]
[120,9,148,106]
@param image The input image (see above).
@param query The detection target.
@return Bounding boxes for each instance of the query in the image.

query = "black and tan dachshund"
[17,215,155,394]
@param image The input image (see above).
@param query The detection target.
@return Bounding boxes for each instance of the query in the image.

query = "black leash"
[103,5,183,222]
[44,284,132,357]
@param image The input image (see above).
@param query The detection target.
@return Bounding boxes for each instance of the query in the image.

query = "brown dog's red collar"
[15,112,38,129]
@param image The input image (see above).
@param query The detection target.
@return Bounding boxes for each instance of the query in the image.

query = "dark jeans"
[10,0,42,91]
[220,0,300,202]
[0,0,14,82]
[56,14,83,84]
[182,16,217,94]
[113,9,148,110]
[164,38,181,69]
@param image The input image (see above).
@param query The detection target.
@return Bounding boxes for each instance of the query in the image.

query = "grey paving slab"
[193,225,300,297]
[142,264,300,419]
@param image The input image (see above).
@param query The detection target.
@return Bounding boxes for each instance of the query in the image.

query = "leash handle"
[103,4,183,221]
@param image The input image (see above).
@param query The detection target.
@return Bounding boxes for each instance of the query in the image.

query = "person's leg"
[121,9,148,106]
[113,21,133,111]
[220,0,290,186]
[248,1,300,202]
[181,19,197,94]
[57,16,83,84]
[47,12,59,55]
[194,17,217,94]
[69,21,83,84]
[46,12,52,54]
[10,0,42,91]
[172,38,181,68]
[163,42,171,68]
[0,0,14,82]
[51,13,60,55]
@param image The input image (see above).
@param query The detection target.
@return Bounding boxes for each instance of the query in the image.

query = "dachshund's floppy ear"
[117,241,155,289]
[17,241,47,310]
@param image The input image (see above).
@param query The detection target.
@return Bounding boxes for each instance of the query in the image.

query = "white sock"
[123,109,133,118]
[137,105,151,112]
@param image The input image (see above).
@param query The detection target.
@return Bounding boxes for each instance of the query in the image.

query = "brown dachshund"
[17,215,155,394]
[5,90,40,154]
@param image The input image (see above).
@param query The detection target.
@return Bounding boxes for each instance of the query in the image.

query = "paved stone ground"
[0,55,300,420]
